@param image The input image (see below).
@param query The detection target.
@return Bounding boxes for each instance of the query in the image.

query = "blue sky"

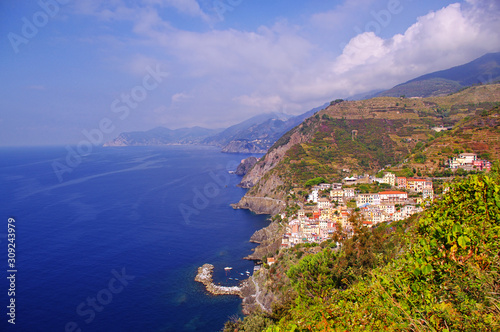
[1,0,499,146]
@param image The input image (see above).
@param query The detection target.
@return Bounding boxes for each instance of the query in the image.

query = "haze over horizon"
[1,0,500,146]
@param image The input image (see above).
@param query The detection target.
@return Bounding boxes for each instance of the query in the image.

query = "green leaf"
[422,263,433,275]
[457,235,470,249]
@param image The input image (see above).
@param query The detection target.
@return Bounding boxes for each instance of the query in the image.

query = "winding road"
[251,277,270,313]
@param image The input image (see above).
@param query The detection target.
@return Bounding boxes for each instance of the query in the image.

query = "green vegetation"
[268,172,500,331]
[304,177,327,187]
[248,85,500,202]
[228,172,500,331]
[281,117,413,186]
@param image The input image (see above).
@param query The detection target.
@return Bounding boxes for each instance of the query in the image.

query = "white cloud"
[329,2,500,95]
[73,1,500,127]
[171,92,192,104]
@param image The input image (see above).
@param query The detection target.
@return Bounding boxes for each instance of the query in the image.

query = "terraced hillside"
[235,84,500,213]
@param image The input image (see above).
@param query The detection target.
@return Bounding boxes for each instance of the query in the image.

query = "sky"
[1,0,500,146]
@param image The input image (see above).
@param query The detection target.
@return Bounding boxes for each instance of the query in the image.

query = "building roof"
[379,191,408,195]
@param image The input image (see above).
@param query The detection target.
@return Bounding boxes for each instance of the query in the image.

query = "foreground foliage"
[264,172,500,331]
[224,172,500,332]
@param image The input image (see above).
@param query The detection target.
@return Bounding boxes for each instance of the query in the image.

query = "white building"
[356,193,380,207]
[318,198,331,210]
[330,189,344,201]
[308,190,319,203]
[423,189,434,200]
[343,188,355,198]
[449,153,477,169]
[379,191,408,202]
[380,204,396,215]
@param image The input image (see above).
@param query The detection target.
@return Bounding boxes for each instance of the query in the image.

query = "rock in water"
[195,264,244,297]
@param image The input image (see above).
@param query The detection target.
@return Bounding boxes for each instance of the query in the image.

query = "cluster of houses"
[279,152,492,249]
[281,173,433,248]
[448,152,491,171]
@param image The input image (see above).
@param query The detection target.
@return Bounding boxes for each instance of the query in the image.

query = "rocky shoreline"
[193,157,285,314]
[195,264,244,297]
[231,196,285,215]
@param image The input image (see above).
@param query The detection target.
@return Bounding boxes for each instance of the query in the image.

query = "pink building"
[397,177,407,189]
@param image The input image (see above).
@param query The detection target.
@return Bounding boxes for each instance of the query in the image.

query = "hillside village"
[279,152,490,249]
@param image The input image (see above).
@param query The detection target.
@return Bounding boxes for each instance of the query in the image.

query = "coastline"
[193,192,284,315]
[193,154,286,315]
[195,264,245,297]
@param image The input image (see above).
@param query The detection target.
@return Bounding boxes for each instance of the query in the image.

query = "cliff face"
[222,140,268,154]
[232,120,315,215]
[238,128,311,189]
[232,196,285,215]
[235,157,258,176]
[241,269,278,315]
[244,221,284,260]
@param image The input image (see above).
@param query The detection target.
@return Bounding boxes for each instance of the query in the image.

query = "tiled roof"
[379,191,407,195]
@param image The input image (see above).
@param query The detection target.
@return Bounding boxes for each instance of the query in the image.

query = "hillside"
[201,112,293,151]
[377,52,500,98]
[235,84,500,214]
[226,172,500,331]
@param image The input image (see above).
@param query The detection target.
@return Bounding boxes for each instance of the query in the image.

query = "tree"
[304,177,326,187]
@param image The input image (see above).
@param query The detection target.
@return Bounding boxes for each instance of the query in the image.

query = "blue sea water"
[0,146,269,332]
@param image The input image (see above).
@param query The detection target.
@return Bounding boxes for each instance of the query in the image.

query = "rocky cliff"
[238,128,310,189]
[235,156,259,176]
[244,221,284,260]
[222,140,268,154]
[231,196,285,215]
[240,269,278,315]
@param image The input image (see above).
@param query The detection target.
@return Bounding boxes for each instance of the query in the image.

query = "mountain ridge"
[235,84,500,214]
[104,105,328,152]
[375,52,500,98]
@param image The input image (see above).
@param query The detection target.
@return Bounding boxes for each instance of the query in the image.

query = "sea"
[0,145,269,332]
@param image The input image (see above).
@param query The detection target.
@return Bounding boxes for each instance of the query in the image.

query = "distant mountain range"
[103,126,222,147]
[104,104,328,153]
[375,52,500,98]
[105,52,500,152]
